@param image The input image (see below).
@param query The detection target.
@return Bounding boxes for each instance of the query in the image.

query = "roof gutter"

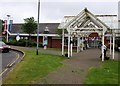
[8,31,60,37]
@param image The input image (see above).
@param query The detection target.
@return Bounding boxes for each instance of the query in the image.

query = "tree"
[22,17,37,40]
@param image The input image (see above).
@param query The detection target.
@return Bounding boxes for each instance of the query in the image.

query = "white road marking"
[0,69,7,77]
[0,50,20,77]
[8,51,19,67]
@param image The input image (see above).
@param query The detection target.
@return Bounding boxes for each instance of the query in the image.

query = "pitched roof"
[58,8,110,30]
[11,23,60,34]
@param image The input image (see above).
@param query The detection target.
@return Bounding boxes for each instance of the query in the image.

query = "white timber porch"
[58,8,117,62]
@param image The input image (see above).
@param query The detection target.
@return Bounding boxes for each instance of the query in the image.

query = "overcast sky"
[0,0,119,23]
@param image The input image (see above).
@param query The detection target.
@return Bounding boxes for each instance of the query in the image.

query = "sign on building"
[43,36,48,46]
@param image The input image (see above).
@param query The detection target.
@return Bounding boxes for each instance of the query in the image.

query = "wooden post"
[77,36,80,53]
[70,36,73,57]
[82,36,84,51]
[68,31,70,58]
[94,38,95,48]
[110,36,112,55]
[112,33,115,60]
[102,31,105,61]
[62,29,64,56]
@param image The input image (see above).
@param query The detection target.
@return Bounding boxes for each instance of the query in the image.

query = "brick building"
[1,10,119,49]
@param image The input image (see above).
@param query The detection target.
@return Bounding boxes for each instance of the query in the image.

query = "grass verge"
[84,60,119,84]
[3,49,65,84]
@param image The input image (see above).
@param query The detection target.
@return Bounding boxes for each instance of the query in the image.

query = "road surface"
[0,49,23,80]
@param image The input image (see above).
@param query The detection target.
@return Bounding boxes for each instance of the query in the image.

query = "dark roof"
[11,23,60,34]
[12,24,23,33]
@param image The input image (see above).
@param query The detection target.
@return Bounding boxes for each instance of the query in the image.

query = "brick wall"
[51,39,62,48]
[48,37,52,48]
[28,32,109,49]
[31,36,61,48]
[89,32,108,44]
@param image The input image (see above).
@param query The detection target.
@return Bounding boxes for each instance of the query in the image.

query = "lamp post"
[36,0,40,55]
[6,15,10,42]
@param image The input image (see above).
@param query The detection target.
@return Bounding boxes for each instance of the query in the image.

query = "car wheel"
[7,49,9,52]
[5,50,7,53]
[4,49,9,53]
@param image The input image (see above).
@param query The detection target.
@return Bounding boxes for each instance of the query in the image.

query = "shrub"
[7,39,38,47]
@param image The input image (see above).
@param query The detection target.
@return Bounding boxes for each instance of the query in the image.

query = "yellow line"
[0,69,8,77]
[8,51,20,67]
[9,53,19,67]
[0,51,20,77]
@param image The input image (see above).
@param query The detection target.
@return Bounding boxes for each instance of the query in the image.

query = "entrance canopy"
[58,8,116,62]
[58,8,110,36]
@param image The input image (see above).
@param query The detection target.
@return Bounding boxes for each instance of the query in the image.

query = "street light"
[36,0,40,55]
[6,15,10,42]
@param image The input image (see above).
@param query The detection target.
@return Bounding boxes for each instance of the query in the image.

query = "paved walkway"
[34,48,103,84]
[11,46,119,84]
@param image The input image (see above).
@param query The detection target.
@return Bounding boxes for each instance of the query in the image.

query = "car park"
[0,41,11,53]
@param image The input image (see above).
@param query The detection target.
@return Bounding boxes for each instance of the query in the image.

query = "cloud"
[41,0,119,2]
[0,1,37,23]
[40,2,118,23]
[0,1,118,23]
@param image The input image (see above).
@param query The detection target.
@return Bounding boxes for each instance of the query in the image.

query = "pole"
[110,15,112,57]
[102,32,105,61]
[68,31,70,58]
[77,36,80,53]
[82,36,84,51]
[6,15,10,43]
[36,0,40,55]
[70,36,73,57]
[112,33,115,60]
[62,29,64,56]
[110,36,112,55]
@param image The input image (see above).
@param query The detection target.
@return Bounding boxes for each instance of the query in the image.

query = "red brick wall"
[31,36,43,44]
[31,36,61,48]
[89,32,99,37]
[30,33,109,49]
[89,32,108,44]
[51,39,62,48]
[48,37,52,48]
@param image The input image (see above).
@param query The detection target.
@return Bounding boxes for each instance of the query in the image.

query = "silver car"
[0,41,10,53]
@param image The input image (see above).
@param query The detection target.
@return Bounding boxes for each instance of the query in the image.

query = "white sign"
[16,36,20,41]
[43,36,48,46]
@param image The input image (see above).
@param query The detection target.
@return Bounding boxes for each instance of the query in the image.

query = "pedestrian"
[100,44,109,60]
[104,44,107,57]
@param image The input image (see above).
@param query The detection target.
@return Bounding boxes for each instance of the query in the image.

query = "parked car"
[0,41,10,53]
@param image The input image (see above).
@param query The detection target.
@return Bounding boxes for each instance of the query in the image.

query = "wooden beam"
[87,11,109,29]
[69,28,103,30]
[64,10,85,28]
[71,14,86,28]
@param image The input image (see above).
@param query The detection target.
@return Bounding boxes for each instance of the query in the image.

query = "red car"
[0,41,10,53]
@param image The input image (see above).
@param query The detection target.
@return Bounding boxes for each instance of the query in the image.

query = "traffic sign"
[16,36,20,41]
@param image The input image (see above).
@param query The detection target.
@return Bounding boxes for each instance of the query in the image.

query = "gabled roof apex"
[58,8,110,31]
[84,8,88,12]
